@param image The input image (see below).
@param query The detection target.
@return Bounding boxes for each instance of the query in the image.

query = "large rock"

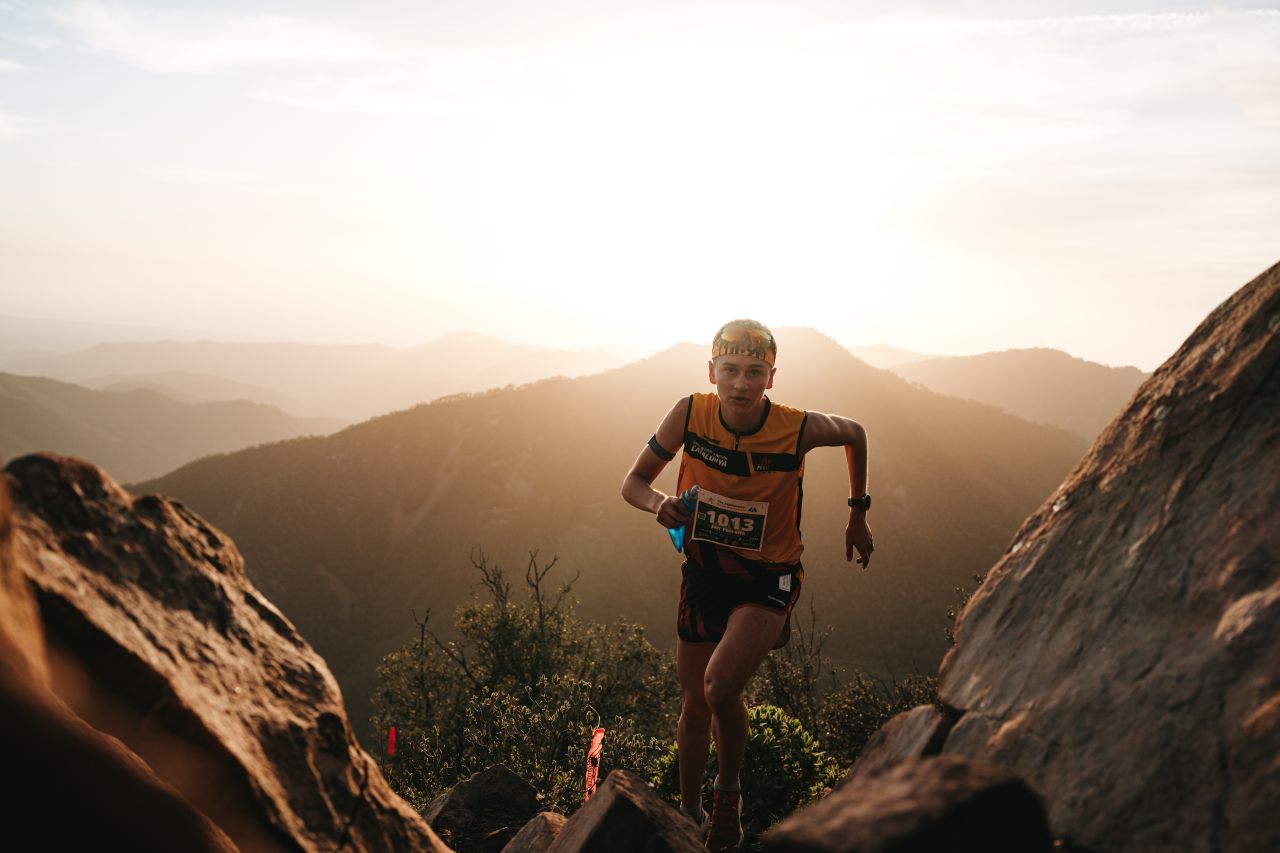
[0,465,237,852]
[939,260,1280,851]
[546,769,704,853]
[844,704,951,784]
[5,453,449,852]
[762,755,1052,852]
[502,811,568,853]
[424,764,540,852]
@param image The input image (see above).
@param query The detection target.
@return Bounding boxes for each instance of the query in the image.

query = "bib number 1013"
[706,512,755,533]
[690,490,768,551]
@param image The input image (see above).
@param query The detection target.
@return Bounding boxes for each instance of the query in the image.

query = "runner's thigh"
[704,606,788,693]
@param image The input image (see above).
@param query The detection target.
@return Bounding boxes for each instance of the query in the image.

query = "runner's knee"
[703,673,743,716]
[681,686,711,721]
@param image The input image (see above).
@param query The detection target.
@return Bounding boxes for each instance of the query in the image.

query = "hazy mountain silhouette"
[0,313,255,360]
[0,373,344,482]
[5,334,623,421]
[893,348,1149,440]
[81,371,300,410]
[136,328,1089,732]
[845,344,940,369]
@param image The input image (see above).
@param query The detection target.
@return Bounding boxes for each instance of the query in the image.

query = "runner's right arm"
[621,397,693,529]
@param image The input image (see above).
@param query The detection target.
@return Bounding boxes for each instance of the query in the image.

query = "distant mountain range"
[892,348,1149,440]
[1,332,625,422]
[137,328,1090,732]
[80,371,300,409]
[845,344,940,369]
[0,373,344,482]
[0,313,262,359]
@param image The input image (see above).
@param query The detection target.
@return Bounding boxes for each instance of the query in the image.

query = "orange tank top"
[676,393,808,565]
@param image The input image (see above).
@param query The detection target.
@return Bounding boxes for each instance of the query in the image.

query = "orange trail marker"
[584,727,605,801]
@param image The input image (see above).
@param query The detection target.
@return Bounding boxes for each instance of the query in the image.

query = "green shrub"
[746,603,838,735]
[817,672,939,767]
[372,549,676,813]
[650,704,840,831]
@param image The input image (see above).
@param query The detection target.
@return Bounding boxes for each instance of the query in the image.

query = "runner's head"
[711,319,776,366]
[709,320,777,411]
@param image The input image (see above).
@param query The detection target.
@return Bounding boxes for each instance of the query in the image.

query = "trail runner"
[621,319,875,852]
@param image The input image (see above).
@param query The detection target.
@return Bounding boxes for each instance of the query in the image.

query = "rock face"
[4,453,449,852]
[938,262,1280,851]
[0,471,237,852]
[546,769,704,853]
[762,756,1052,853]
[424,764,540,852]
[844,704,951,785]
[502,811,568,853]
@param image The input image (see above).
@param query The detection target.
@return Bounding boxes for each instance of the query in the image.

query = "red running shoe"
[704,788,743,852]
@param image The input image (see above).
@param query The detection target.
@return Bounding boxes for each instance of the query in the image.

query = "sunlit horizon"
[3,2,1279,372]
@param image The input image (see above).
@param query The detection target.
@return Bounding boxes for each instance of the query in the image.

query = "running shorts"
[677,543,803,648]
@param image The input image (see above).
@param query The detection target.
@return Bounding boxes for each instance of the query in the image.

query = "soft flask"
[667,485,701,551]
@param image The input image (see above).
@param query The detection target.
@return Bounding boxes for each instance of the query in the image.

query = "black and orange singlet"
[673,392,807,566]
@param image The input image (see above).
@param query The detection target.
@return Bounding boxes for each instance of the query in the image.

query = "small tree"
[816,671,939,767]
[371,548,677,812]
[746,602,838,736]
[747,604,941,770]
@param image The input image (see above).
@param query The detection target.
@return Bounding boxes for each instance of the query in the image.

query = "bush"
[650,705,840,831]
[746,603,838,735]
[747,604,941,771]
[817,672,939,768]
[945,572,987,646]
[371,549,676,814]
[373,547,954,828]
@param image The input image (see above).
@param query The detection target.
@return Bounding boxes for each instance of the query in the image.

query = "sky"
[1,1,1278,369]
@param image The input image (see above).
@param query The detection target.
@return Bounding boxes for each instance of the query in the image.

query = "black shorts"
[677,546,803,648]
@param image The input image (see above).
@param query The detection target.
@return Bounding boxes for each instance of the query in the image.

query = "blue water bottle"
[667,485,701,551]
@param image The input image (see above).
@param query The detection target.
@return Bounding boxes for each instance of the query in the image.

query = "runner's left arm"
[621,397,694,530]
[799,412,875,568]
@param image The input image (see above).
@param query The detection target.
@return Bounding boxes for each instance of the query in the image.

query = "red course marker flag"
[387,725,397,757]
[584,727,605,801]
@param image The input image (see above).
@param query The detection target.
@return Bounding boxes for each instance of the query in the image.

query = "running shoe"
[704,788,743,853]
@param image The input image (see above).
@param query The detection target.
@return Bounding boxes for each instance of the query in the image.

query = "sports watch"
[847,494,871,511]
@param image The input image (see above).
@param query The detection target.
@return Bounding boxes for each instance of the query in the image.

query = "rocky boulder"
[424,764,540,852]
[4,453,449,852]
[0,471,237,852]
[762,755,1052,852]
[844,704,951,784]
[502,811,568,853]
[938,261,1280,851]
[546,769,704,853]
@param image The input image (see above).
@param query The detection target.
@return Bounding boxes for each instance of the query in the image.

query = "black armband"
[647,435,676,461]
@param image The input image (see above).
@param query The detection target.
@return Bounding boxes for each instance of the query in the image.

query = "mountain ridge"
[0,372,344,483]
[5,336,624,421]
[138,327,1089,732]
[893,346,1149,440]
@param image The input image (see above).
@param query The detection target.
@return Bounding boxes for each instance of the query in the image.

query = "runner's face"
[708,354,775,414]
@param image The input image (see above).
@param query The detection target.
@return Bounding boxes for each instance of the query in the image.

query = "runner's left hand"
[846,513,874,569]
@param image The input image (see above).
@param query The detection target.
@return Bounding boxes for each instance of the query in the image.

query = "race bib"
[691,489,768,551]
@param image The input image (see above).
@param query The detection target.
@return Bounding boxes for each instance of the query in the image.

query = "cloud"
[52,1,378,71]
[0,58,25,71]
[254,49,546,115]
[1,31,62,50]
[142,166,248,185]
[0,108,38,139]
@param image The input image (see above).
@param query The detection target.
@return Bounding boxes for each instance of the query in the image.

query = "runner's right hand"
[656,494,693,529]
